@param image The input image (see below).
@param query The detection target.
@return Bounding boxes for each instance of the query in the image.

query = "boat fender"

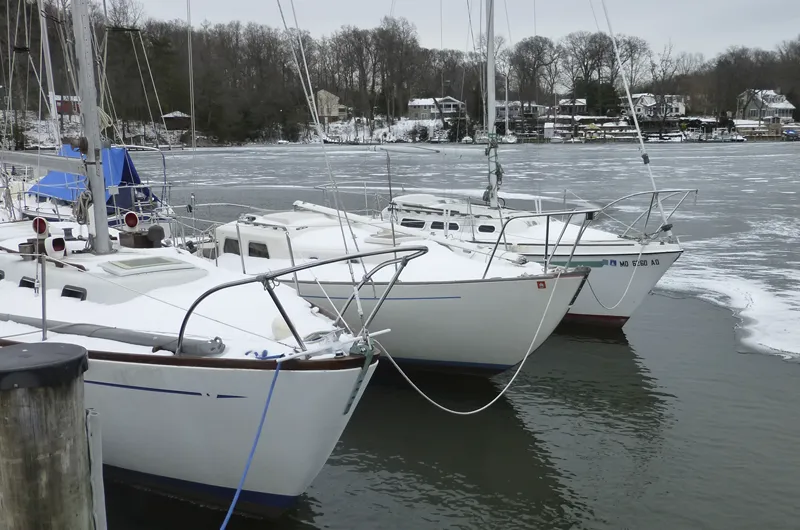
[271,316,292,341]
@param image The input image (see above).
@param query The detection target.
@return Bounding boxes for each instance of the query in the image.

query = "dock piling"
[0,343,94,529]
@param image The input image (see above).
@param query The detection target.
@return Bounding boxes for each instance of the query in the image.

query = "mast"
[504,75,509,136]
[485,0,499,209]
[71,0,112,253]
[486,0,496,136]
[37,0,60,143]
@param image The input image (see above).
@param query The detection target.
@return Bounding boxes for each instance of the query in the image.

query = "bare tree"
[106,0,144,28]
[649,43,679,130]
[618,35,651,90]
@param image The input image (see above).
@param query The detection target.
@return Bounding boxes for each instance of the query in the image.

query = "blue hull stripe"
[301,295,461,301]
[105,465,298,509]
[85,380,245,399]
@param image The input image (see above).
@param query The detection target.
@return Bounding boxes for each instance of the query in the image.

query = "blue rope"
[219,363,282,529]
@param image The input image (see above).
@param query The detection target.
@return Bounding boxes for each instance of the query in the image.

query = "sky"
[138,0,800,59]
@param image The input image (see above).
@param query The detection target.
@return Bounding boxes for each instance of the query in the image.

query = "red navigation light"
[32,217,48,236]
[124,211,139,229]
[51,237,66,252]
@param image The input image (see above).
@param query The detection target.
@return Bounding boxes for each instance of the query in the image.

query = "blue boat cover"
[27,144,154,209]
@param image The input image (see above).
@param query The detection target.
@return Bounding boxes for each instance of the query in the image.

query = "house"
[496,101,547,120]
[738,89,796,123]
[620,93,688,117]
[496,100,522,120]
[316,90,340,122]
[55,95,80,115]
[337,104,352,121]
[407,96,465,120]
[161,110,191,130]
[558,98,587,115]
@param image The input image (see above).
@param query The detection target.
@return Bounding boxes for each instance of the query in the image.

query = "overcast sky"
[139,0,800,59]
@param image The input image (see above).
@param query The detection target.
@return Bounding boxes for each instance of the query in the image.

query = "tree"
[618,35,651,90]
[649,43,679,130]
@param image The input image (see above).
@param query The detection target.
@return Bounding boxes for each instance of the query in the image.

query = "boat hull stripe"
[85,380,245,399]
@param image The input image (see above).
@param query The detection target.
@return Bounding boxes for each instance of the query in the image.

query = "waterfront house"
[161,111,191,130]
[558,98,587,115]
[408,96,465,120]
[738,90,796,123]
[316,90,340,122]
[620,93,687,117]
[496,101,547,120]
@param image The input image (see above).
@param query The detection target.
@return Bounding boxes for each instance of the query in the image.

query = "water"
[110,142,800,529]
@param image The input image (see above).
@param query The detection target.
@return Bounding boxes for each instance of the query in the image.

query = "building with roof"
[496,101,548,120]
[557,98,587,115]
[407,96,465,120]
[162,110,191,129]
[316,89,340,122]
[738,90,796,123]
[619,93,688,117]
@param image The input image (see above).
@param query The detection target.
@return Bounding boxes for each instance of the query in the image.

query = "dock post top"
[0,343,88,390]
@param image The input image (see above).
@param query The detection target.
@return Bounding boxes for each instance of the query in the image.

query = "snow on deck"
[0,221,338,357]
[225,212,547,282]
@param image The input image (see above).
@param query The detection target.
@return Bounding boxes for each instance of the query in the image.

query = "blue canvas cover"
[27,144,154,209]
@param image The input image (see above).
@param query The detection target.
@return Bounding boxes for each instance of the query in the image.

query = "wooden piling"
[0,343,92,529]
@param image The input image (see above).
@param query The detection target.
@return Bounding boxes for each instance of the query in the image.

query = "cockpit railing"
[176,245,429,356]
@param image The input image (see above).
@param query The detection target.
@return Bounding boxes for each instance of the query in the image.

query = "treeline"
[1,0,798,143]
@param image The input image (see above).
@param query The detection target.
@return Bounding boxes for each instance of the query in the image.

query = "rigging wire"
[376,268,566,415]
[138,31,171,148]
[186,0,198,186]
[598,0,670,232]
[129,31,159,144]
[276,0,369,295]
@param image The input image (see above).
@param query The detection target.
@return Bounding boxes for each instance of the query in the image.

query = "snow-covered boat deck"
[0,221,338,358]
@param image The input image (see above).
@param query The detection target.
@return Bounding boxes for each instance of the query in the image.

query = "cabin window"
[61,285,87,301]
[400,218,425,229]
[430,221,459,231]
[248,242,270,259]
[223,238,240,255]
[19,276,35,289]
[478,225,496,233]
[0,270,4,281]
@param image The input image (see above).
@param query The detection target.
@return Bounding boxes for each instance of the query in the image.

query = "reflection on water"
[305,373,585,529]
[523,324,672,424]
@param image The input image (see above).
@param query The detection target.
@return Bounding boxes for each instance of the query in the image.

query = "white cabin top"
[214,210,547,283]
[0,220,338,357]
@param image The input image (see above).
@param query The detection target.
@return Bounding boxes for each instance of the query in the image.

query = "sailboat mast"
[71,0,112,254]
[485,0,499,209]
[486,0,496,135]
[37,0,60,143]
[504,75,509,135]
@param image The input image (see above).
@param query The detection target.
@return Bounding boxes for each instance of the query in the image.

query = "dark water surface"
[109,142,800,529]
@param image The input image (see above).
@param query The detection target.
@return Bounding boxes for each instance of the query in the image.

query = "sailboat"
[210,201,592,374]
[375,0,698,327]
[0,0,415,516]
[6,143,174,234]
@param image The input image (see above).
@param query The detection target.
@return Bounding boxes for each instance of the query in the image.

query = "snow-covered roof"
[55,95,80,102]
[408,96,463,107]
[558,98,587,106]
[740,89,796,110]
[162,111,190,118]
[495,100,545,108]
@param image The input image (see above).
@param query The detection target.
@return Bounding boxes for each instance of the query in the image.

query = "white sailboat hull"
[294,272,587,373]
[86,357,376,515]
[517,245,682,325]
